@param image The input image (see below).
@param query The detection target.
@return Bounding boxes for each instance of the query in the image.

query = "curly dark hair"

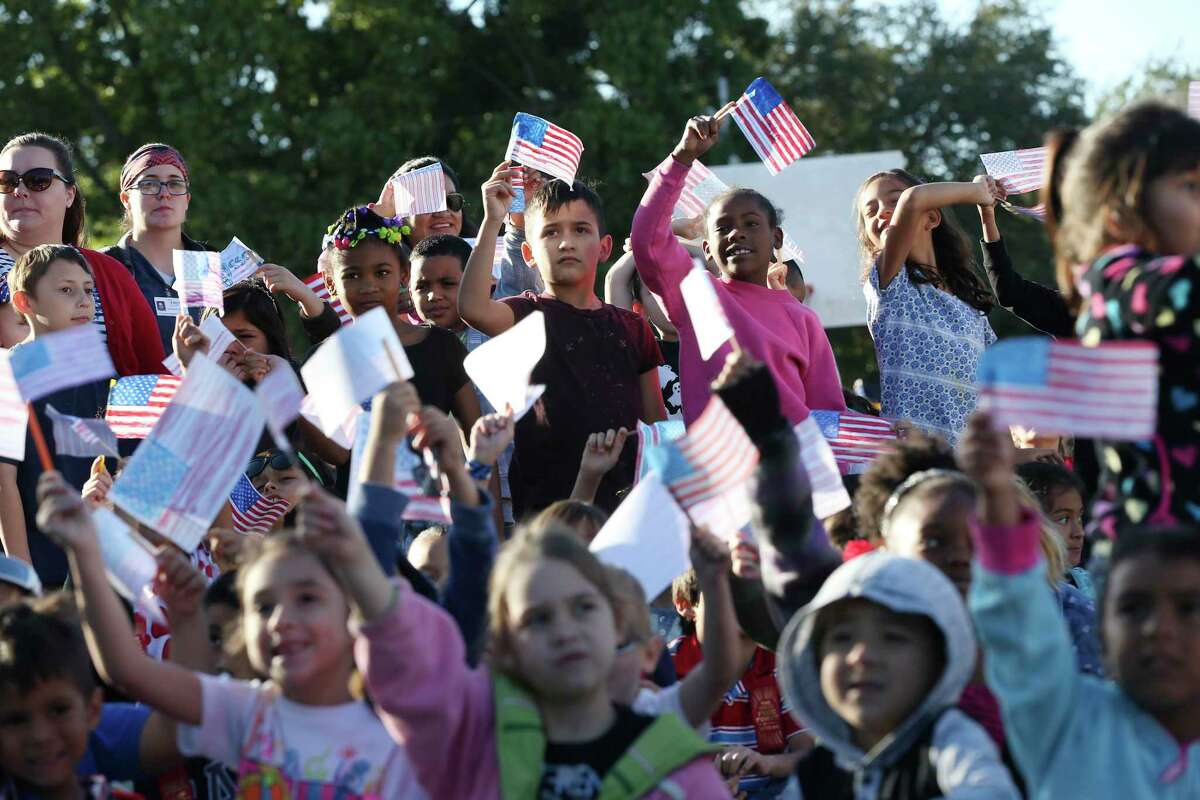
[853,430,957,544]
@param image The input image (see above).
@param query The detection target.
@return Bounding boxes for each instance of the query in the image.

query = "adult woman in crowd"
[0,132,164,374]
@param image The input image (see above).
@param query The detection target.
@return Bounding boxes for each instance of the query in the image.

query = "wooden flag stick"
[26,403,54,471]
[713,100,738,121]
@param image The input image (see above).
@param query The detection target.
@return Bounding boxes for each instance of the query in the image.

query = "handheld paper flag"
[255,364,304,452]
[229,473,290,534]
[303,272,351,326]
[731,77,816,175]
[8,324,115,402]
[980,147,1047,195]
[794,415,853,518]
[510,164,526,213]
[463,311,547,421]
[163,314,238,375]
[1189,81,1200,120]
[300,307,412,437]
[976,338,1158,441]
[464,236,508,281]
[105,374,182,439]
[505,112,585,185]
[590,472,691,600]
[109,355,266,552]
[0,351,28,460]
[92,507,164,625]
[680,267,733,360]
[348,408,451,524]
[219,237,264,287]
[635,418,686,481]
[810,410,895,475]
[45,404,118,458]
[392,162,448,217]
[173,250,224,311]
[1001,201,1046,222]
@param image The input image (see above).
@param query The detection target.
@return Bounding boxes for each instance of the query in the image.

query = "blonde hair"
[605,566,652,642]
[487,525,620,668]
[1015,480,1067,587]
[530,500,609,544]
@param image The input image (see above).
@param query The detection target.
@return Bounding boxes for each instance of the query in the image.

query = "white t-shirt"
[632,683,712,738]
[178,673,426,799]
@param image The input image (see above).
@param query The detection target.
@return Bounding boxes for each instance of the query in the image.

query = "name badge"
[154,296,181,317]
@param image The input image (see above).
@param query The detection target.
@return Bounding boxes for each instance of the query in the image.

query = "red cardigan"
[82,248,166,375]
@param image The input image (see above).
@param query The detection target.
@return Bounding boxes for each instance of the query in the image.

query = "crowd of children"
[0,88,1196,800]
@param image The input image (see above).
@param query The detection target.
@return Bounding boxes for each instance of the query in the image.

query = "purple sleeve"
[629,156,697,314]
[971,508,1042,575]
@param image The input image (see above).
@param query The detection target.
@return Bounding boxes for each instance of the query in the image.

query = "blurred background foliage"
[0,0,1192,384]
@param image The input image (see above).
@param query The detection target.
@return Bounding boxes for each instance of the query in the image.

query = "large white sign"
[711,150,905,329]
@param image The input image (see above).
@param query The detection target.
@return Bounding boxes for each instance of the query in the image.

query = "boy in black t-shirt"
[0,245,111,588]
[459,164,665,517]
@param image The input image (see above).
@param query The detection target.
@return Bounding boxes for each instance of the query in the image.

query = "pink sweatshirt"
[355,580,729,799]
[631,156,846,425]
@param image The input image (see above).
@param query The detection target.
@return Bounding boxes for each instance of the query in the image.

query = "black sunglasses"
[246,450,325,486]
[0,167,73,194]
[446,192,465,213]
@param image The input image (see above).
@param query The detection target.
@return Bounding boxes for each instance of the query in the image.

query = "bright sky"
[922,0,1197,109]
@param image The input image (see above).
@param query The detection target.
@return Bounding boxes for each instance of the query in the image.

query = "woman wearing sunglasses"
[0,133,165,375]
[102,142,213,356]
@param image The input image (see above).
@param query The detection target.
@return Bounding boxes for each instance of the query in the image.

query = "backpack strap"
[599,712,719,799]
[492,673,545,800]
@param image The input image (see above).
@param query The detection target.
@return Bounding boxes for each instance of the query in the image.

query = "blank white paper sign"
[463,311,547,420]
[590,472,691,600]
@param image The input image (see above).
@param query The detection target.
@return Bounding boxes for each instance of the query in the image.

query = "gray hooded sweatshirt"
[778,553,1019,800]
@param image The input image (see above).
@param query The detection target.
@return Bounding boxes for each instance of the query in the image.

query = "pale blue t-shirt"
[864,262,996,444]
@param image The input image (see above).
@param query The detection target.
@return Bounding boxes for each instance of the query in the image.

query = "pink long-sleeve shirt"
[355,580,729,799]
[631,155,846,425]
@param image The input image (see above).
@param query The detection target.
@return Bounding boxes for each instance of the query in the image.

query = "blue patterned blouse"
[864,261,996,444]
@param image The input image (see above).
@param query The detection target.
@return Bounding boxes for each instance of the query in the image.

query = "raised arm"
[0,463,31,563]
[878,179,1000,287]
[36,473,202,726]
[960,412,1079,786]
[458,162,519,336]
[604,251,639,310]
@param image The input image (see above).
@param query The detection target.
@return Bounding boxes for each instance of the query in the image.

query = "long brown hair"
[1049,102,1200,311]
[0,133,87,247]
[854,169,993,313]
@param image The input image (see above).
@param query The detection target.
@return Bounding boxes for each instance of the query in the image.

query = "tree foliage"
[0,0,1105,379]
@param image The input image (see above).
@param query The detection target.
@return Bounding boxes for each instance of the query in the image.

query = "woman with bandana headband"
[0,132,164,375]
[102,142,213,356]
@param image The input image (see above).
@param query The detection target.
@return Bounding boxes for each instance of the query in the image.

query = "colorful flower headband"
[326,206,411,251]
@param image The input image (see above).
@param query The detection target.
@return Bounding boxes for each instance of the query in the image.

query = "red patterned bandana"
[120,143,189,191]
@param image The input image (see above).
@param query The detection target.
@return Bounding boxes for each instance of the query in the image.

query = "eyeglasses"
[246,449,326,487]
[0,168,73,194]
[134,178,189,196]
[446,193,465,213]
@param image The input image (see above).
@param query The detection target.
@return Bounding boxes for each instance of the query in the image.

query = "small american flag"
[810,410,896,475]
[1002,201,1046,222]
[794,415,853,519]
[229,473,289,534]
[510,165,526,213]
[45,404,119,458]
[1188,81,1200,120]
[977,337,1159,441]
[641,396,759,537]
[980,147,1047,195]
[463,236,508,281]
[105,374,183,438]
[8,324,115,402]
[303,272,351,326]
[173,250,224,311]
[505,112,585,185]
[219,237,264,287]
[731,77,816,175]
[255,365,304,452]
[392,163,448,217]
[0,350,28,460]
[635,418,685,481]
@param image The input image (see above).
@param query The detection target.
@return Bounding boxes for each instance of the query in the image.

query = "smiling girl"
[630,107,845,424]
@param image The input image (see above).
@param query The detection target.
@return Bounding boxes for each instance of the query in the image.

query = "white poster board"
[710,150,905,329]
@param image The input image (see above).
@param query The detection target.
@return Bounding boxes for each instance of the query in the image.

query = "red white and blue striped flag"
[106,374,183,439]
[977,337,1159,440]
[731,77,816,175]
[109,355,266,552]
[0,350,28,460]
[794,416,853,518]
[980,147,1047,195]
[303,272,351,326]
[1188,81,1200,120]
[642,396,758,538]
[45,404,119,458]
[810,409,896,475]
[509,165,526,213]
[8,324,114,402]
[173,250,224,312]
[505,112,585,185]
[392,163,448,217]
[229,473,290,534]
[1002,201,1046,222]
